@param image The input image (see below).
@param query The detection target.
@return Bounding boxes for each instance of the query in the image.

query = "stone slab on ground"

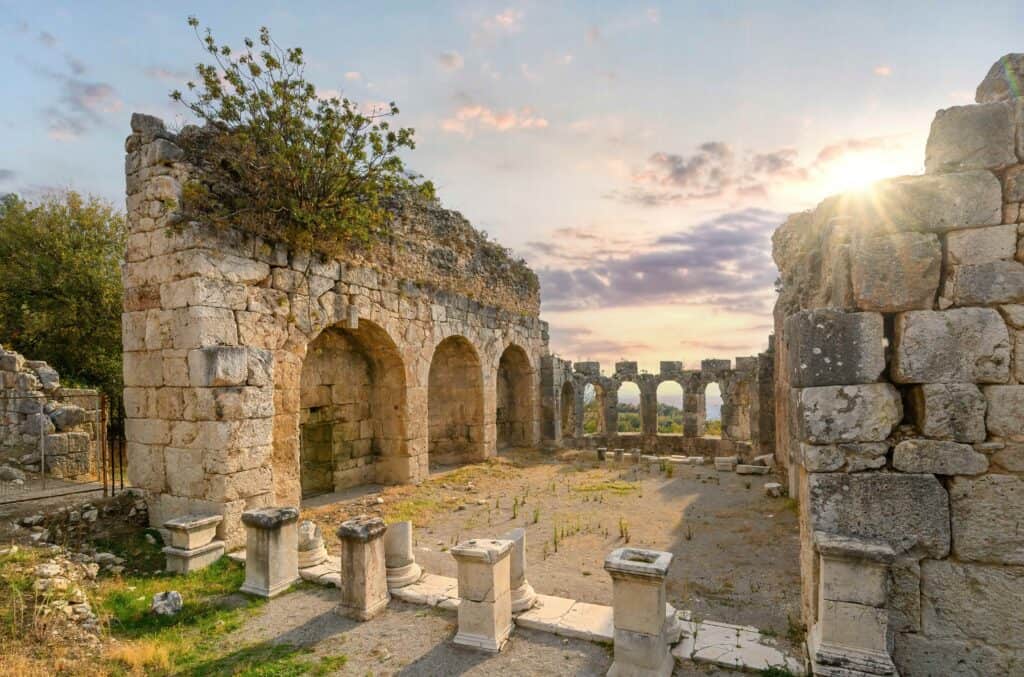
[673,619,806,675]
[515,594,613,642]
[389,572,460,609]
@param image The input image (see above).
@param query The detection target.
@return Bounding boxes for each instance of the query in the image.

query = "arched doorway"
[560,381,576,439]
[496,344,534,450]
[656,381,684,435]
[428,336,484,467]
[298,320,406,498]
[583,383,606,435]
[704,382,723,438]
[616,381,641,434]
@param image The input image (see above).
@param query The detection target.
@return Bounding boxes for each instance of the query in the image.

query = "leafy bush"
[172,17,434,253]
[0,192,125,400]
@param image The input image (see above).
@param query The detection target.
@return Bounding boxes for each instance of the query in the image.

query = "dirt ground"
[304,448,803,654]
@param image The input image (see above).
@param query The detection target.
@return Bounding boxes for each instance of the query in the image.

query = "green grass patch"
[92,528,167,574]
[384,495,444,526]
[175,642,346,677]
[572,480,639,495]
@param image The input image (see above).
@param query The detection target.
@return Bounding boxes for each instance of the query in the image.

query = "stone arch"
[655,379,685,435]
[296,319,407,498]
[703,380,723,438]
[559,380,576,439]
[496,343,535,449]
[615,379,641,434]
[428,335,485,466]
[582,381,607,436]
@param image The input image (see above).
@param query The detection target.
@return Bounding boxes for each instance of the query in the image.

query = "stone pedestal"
[451,538,514,652]
[297,520,328,569]
[337,515,389,620]
[240,507,300,598]
[383,520,422,589]
[614,448,625,463]
[162,514,224,573]
[808,531,898,676]
[605,547,675,677]
[597,446,607,461]
[503,528,538,612]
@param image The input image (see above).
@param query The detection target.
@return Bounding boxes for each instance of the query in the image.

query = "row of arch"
[297,319,535,498]
[558,379,723,439]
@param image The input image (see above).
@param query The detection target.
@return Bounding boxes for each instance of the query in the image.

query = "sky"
[2,1,1022,392]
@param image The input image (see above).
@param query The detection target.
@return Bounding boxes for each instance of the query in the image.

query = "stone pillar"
[383,520,422,589]
[451,538,514,652]
[808,532,897,676]
[503,528,537,612]
[604,547,675,677]
[682,374,705,438]
[639,379,659,438]
[297,520,327,569]
[240,507,300,598]
[337,515,389,620]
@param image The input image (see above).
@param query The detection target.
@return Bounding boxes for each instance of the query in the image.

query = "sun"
[821,152,896,195]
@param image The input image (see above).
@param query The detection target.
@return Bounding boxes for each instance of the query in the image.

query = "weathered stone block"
[187,347,248,387]
[794,384,901,444]
[946,260,1024,306]
[950,474,1024,565]
[892,439,988,475]
[123,351,163,387]
[921,559,1024,649]
[992,442,1024,472]
[843,170,1002,233]
[984,385,1024,438]
[784,310,885,387]
[1005,165,1024,203]
[908,383,987,443]
[925,101,1016,173]
[850,232,941,311]
[893,632,1020,677]
[893,309,1010,384]
[160,277,247,310]
[808,472,950,557]
[171,306,239,350]
[976,53,1024,103]
[947,224,1018,265]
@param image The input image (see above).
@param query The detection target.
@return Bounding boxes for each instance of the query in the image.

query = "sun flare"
[821,152,896,194]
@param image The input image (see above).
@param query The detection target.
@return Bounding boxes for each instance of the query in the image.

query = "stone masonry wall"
[0,345,101,480]
[123,114,547,548]
[773,58,1024,674]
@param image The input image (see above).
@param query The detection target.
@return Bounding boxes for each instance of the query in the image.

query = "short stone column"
[337,515,389,620]
[451,538,514,652]
[503,528,537,612]
[240,507,300,598]
[297,520,327,569]
[383,521,422,589]
[605,547,675,677]
[162,514,224,573]
[809,531,897,676]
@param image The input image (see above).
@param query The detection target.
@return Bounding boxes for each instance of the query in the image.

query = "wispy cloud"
[344,71,362,81]
[438,50,464,71]
[483,8,524,33]
[536,208,784,313]
[0,169,16,183]
[873,65,892,77]
[37,68,122,141]
[37,31,57,48]
[145,66,189,83]
[441,104,548,135]
[814,136,896,164]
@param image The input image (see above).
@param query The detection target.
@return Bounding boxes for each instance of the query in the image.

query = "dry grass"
[106,639,171,675]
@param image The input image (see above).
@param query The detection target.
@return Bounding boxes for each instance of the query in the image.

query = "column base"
[240,574,300,599]
[297,544,328,569]
[386,562,422,590]
[807,622,898,676]
[336,593,390,622]
[510,582,538,613]
[163,540,224,574]
[453,624,512,653]
[608,651,674,677]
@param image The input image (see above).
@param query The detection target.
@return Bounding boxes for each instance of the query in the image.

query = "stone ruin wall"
[122,114,547,548]
[773,67,1024,673]
[0,345,102,480]
[540,349,775,459]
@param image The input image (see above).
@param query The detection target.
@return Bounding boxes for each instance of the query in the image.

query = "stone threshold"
[226,549,804,673]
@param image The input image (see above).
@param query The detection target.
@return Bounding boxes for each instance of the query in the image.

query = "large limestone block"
[921,559,1024,649]
[794,384,902,444]
[844,170,1002,233]
[893,309,1010,384]
[946,260,1024,306]
[950,474,1024,565]
[784,310,885,387]
[946,224,1018,265]
[893,632,1020,677]
[850,232,941,311]
[808,473,950,558]
[983,385,1024,439]
[800,442,888,472]
[975,53,1024,103]
[908,383,987,443]
[925,101,1016,173]
[892,439,988,475]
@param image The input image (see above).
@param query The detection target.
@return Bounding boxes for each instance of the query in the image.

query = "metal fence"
[0,393,127,505]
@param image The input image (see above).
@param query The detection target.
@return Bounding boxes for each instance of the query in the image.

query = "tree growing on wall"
[172,17,434,253]
[0,192,125,400]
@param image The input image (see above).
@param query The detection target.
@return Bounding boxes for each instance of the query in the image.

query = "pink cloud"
[441,105,549,135]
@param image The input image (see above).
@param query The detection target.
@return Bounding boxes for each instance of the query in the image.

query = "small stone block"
[163,513,223,550]
[163,540,225,574]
